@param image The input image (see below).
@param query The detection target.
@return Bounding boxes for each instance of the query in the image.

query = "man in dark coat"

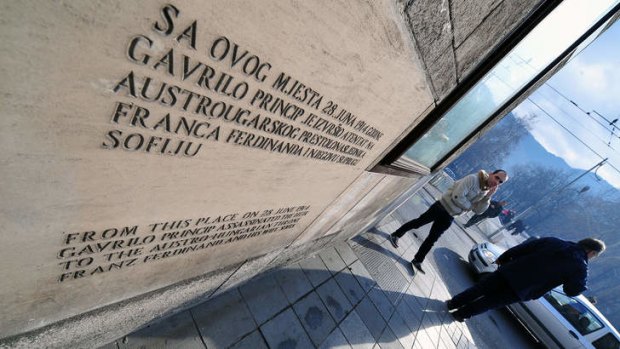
[463,200,508,227]
[446,237,605,322]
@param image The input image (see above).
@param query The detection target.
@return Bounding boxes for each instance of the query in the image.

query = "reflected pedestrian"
[446,237,605,322]
[389,169,508,274]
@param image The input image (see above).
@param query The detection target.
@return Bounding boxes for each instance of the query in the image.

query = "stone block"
[260,308,314,349]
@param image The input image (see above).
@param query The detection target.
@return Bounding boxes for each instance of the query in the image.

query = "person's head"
[488,169,508,188]
[578,238,606,260]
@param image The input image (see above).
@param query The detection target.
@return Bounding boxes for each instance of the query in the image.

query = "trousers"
[451,272,520,319]
[391,201,454,262]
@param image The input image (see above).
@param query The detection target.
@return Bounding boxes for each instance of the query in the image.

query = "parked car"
[468,241,505,277]
[508,289,620,349]
[467,242,620,349]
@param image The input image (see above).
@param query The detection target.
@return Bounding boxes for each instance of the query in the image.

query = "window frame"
[376,1,620,176]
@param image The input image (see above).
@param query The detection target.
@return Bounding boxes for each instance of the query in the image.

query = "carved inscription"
[56,205,311,282]
[101,4,384,166]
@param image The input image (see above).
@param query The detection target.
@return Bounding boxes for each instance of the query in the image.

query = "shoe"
[411,260,425,274]
[389,235,399,248]
[446,299,457,311]
[452,311,465,323]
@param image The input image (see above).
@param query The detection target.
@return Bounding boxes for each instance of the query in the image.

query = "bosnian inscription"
[101,4,384,166]
[56,205,311,282]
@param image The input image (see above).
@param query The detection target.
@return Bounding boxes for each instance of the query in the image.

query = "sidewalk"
[101,193,481,349]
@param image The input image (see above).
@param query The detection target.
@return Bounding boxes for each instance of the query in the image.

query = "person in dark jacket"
[463,200,508,227]
[446,237,605,322]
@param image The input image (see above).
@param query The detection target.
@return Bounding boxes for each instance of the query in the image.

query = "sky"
[492,0,620,188]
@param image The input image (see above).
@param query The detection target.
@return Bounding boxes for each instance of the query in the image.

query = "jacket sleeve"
[470,196,491,215]
[450,175,475,211]
[562,264,588,296]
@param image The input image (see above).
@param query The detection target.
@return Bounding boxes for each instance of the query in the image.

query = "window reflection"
[399,0,618,169]
[544,290,604,335]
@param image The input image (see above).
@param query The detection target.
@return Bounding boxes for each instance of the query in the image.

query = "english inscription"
[56,205,311,282]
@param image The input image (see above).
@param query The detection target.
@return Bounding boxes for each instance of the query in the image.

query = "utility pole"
[488,158,608,239]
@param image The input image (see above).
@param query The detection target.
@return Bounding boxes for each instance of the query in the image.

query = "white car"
[468,242,505,276]
[508,289,620,349]
[467,242,620,349]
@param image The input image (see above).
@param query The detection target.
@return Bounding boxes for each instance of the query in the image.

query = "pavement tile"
[260,308,314,349]
[319,246,348,275]
[293,291,337,346]
[422,312,441,346]
[300,255,332,287]
[117,311,204,349]
[439,327,457,349]
[273,263,314,304]
[376,326,405,349]
[192,289,256,349]
[228,330,268,349]
[396,299,422,333]
[239,274,289,325]
[354,296,387,341]
[335,242,358,266]
[334,268,366,306]
[348,260,377,292]
[367,287,395,321]
[414,329,435,349]
[339,310,376,349]
[387,310,415,349]
[316,278,353,323]
[318,328,352,349]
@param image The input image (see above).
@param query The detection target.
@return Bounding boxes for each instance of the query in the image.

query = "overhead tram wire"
[525,97,620,176]
[485,70,620,178]
[509,54,620,138]
[490,70,620,152]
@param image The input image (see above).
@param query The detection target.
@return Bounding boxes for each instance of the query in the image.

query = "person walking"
[389,169,508,274]
[446,237,606,322]
[463,200,508,227]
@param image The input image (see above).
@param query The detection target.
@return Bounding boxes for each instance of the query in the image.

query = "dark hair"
[492,169,507,175]
[578,238,606,254]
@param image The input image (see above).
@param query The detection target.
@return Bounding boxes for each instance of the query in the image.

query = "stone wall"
[0,0,545,346]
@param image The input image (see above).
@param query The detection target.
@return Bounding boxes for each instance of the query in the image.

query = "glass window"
[398,0,619,170]
[593,333,620,349]
[544,290,604,335]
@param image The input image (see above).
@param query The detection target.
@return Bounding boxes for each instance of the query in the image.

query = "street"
[393,189,541,349]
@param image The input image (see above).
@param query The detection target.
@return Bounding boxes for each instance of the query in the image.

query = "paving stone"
[335,242,358,266]
[368,288,395,321]
[229,330,268,349]
[318,328,352,349]
[118,311,204,349]
[354,296,387,341]
[376,326,405,349]
[339,310,375,349]
[316,278,353,323]
[260,308,314,349]
[293,291,337,346]
[414,329,436,349]
[348,260,376,292]
[273,263,314,304]
[319,246,348,274]
[192,289,256,349]
[239,274,289,325]
[299,255,331,287]
[334,268,366,306]
[396,300,422,334]
[387,310,415,349]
